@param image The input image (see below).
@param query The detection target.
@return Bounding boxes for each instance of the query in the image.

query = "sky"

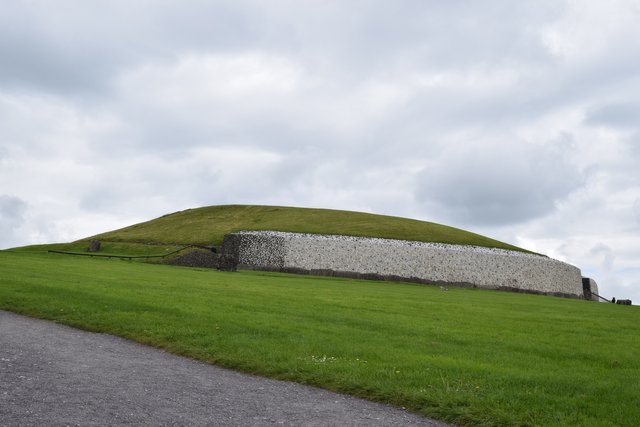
[1,0,639,302]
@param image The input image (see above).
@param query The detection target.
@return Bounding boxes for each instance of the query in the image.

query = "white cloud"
[590,243,615,272]
[117,53,302,106]
[540,0,640,62]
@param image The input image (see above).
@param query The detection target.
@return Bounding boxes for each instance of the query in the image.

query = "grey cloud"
[0,0,562,98]
[0,30,114,95]
[406,58,640,134]
[415,140,584,226]
[0,0,615,161]
[1,0,637,120]
[0,1,260,96]
[258,0,559,71]
[0,194,27,248]
[0,4,125,95]
[585,102,640,129]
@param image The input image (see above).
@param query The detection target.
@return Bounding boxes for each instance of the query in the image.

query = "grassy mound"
[83,204,529,253]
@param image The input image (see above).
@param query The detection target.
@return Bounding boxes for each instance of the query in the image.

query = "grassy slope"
[79,204,530,253]
[1,251,638,427]
[12,241,184,257]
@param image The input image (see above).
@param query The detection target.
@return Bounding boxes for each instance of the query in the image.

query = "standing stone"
[88,240,101,252]
[582,277,600,301]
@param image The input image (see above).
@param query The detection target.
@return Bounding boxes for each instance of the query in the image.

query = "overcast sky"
[1,0,639,302]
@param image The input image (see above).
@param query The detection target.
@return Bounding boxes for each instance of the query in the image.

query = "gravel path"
[0,310,450,426]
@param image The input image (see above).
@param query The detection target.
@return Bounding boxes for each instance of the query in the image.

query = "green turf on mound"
[84,204,530,253]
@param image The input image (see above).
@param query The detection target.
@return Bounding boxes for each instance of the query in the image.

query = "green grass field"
[1,250,637,426]
[82,205,532,253]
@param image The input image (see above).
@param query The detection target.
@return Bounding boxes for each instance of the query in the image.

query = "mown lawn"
[1,250,638,426]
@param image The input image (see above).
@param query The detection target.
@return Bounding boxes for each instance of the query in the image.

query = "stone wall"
[222,231,584,297]
[166,248,220,269]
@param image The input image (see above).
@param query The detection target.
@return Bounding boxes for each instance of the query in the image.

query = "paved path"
[0,311,450,426]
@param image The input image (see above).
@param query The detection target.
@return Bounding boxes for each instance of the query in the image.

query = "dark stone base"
[166,250,220,269]
[237,265,582,299]
[217,254,238,272]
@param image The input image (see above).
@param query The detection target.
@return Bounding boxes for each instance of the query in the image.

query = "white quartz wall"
[229,231,584,297]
